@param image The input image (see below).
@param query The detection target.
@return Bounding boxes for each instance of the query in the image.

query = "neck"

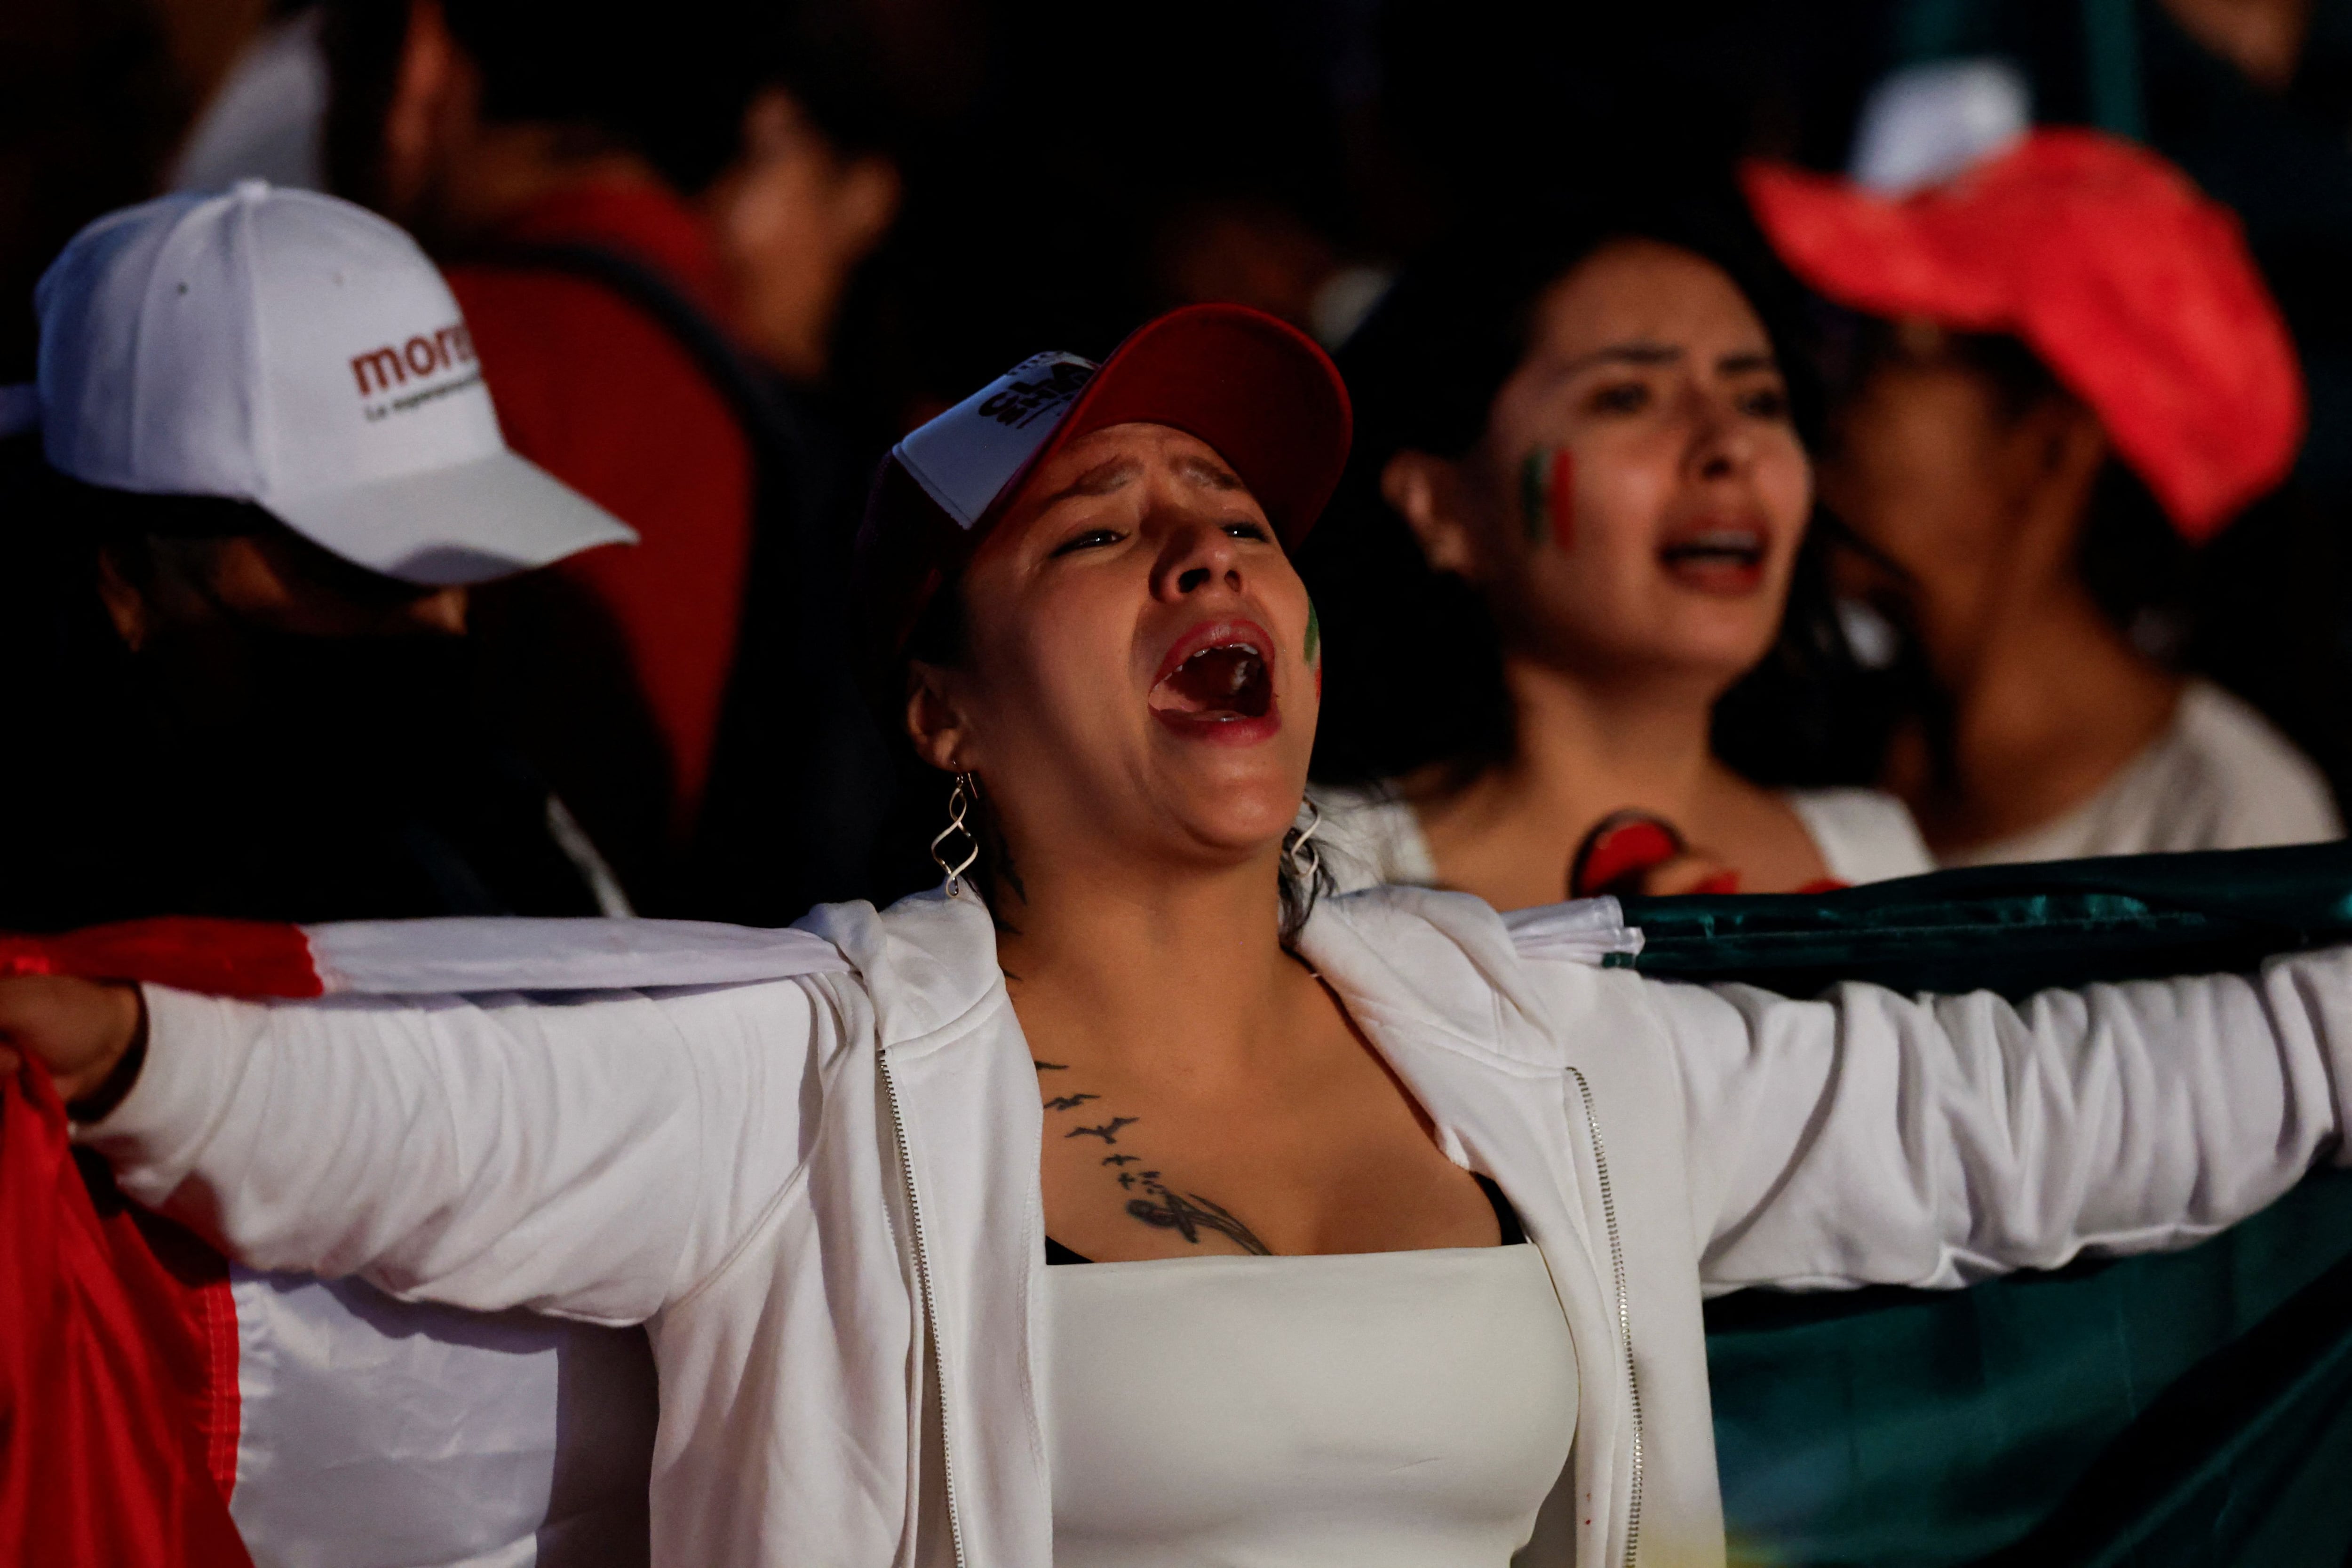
[1430,653,1729,828]
[1895,576,2181,849]
[990,839,1297,1083]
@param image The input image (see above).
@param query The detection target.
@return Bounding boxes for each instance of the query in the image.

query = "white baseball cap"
[33,180,636,585]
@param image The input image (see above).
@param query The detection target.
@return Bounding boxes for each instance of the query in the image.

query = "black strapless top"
[1045,1173,1526,1265]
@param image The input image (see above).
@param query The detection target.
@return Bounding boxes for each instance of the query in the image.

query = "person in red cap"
[1747,129,2341,864]
[1304,198,1931,905]
[18,303,2352,1568]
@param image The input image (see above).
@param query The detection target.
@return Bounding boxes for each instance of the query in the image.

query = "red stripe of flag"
[0,919,322,998]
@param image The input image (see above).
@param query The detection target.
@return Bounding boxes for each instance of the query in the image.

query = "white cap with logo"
[889,352,1099,529]
[33,180,636,585]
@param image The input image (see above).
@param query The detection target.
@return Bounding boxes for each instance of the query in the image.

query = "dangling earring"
[1283,796,1325,886]
[931,772,982,897]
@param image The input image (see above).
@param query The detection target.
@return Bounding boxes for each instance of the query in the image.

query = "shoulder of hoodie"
[798,883,1664,1068]
[792,888,1016,1054]
[1300,885,1661,1071]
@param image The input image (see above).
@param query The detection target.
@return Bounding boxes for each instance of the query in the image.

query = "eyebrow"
[1170,452,1245,491]
[1560,342,1684,374]
[1034,450,1246,509]
[1036,456,1144,507]
[1557,342,1783,377]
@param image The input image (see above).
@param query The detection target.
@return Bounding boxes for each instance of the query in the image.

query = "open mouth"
[1149,619,1279,741]
[1658,523,1768,591]
[1151,642,1273,721]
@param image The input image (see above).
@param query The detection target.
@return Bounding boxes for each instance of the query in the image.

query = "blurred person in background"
[5,182,638,931]
[169,1,331,195]
[1,184,659,1568]
[319,0,776,908]
[1306,198,1929,907]
[701,26,901,389]
[684,8,918,921]
[1748,129,2343,864]
[1843,2,2352,818]
[1861,0,2352,505]
[870,0,1362,428]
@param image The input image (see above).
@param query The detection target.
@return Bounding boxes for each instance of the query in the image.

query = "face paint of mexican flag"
[1305,596,1322,697]
[1518,446,1575,550]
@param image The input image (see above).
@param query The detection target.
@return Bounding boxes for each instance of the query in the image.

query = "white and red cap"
[32,180,636,584]
[855,302,1351,671]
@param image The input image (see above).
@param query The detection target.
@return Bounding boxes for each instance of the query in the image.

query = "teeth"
[1662,532,1763,562]
[1153,638,1274,721]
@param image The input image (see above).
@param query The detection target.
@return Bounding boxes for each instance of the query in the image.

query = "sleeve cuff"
[72,982,257,1211]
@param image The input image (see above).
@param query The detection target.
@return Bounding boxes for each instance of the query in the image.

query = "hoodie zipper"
[1566,1065,1643,1567]
[878,1048,969,1568]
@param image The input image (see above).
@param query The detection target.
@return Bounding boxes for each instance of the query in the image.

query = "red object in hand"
[1570,811,1690,899]
[0,1068,248,1568]
[1,919,287,1564]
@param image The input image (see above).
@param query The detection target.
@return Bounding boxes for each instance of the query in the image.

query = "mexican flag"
[7,849,2352,1568]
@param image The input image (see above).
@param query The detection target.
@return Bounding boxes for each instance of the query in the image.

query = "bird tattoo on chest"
[1034,1065,1272,1254]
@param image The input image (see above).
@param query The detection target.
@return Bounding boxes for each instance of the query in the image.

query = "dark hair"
[47,475,273,542]
[882,573,1328,940]
[47,470,444,611]
[1301,190,1891,790]
[747,0,903,162]
[323,0,778,199]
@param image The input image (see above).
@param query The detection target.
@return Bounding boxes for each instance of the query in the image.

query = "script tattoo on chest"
[1033,1062,1273,1256]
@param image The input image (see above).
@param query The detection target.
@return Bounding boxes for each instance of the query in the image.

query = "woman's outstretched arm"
[1647,950,2352,1293]
[0,972,824,1324]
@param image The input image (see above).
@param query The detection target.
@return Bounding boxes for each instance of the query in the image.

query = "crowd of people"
[7,2,2352,1567]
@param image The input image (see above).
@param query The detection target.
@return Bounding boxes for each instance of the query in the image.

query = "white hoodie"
[80,886,2352,1568]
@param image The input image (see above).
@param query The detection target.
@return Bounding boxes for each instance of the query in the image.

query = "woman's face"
[1396,240,1812,683]
[910,422,1319,877]
[1816,334,2094,660]
[706,89,901,381]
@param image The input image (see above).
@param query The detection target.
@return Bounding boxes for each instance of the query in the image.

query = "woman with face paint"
[1305,199,1931,908]
[15,306,2352,1568]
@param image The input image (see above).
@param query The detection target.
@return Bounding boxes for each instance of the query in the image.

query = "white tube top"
[1046,1242,1578,1567]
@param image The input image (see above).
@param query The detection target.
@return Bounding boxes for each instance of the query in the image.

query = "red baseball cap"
[854,302,1351,673]
[1742,129,2304,540]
